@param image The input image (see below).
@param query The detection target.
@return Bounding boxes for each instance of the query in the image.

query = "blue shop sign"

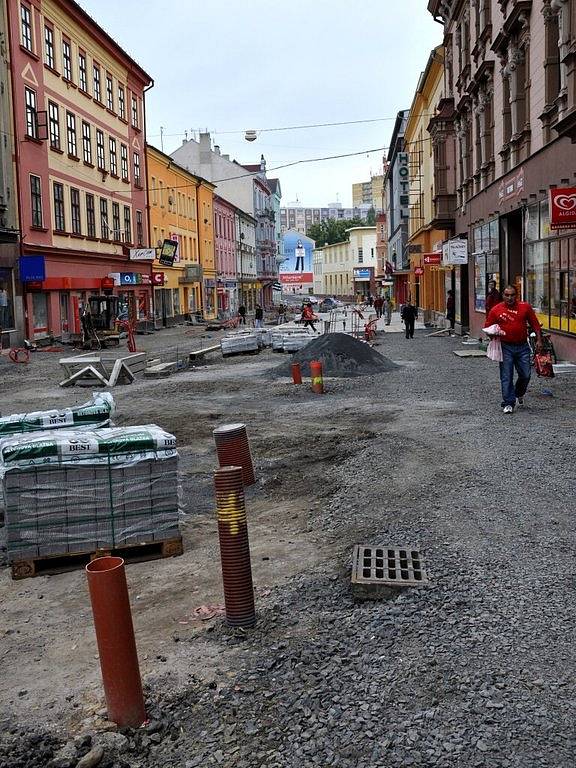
[19,255,46,282]
[353,268,371,280]
[120,272,139,285]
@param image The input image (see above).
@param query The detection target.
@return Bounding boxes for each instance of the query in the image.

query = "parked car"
[319,297,344,313]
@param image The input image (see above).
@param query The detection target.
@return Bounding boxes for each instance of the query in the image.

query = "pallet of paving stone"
[10,535,184,580]
[0,392,115,437]
[0,425,182,573]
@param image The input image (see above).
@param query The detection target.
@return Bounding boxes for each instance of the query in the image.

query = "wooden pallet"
[9,536,183,580]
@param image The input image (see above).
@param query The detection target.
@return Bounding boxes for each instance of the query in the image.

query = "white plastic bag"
[486,337,503,362]
[482,323,505,363]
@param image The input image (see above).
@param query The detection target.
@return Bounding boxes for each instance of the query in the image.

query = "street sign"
[442,239,468,265]
[423,253,442,265]
[550,187,576,230]
[129,248,156,261]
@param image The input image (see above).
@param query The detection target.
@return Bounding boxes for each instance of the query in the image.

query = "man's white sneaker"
[503,405,514,414]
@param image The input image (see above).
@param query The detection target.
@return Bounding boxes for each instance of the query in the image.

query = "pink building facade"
[7,0,152,340]
[214,195,238,315]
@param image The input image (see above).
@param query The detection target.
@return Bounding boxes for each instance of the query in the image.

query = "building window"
[106,74,114,111]
[93,64,101,102]
[86,193,96,237]
[25,87,37,138]
[66,112,77,156]
[133,152,141,186]
[53,182,65,231]
[70,187,81,234]
[112,202,121,241]
[136,210,143,246]
[44,24,55,68]
[131,94,139,128]
[358,247,363,263]
[118,85,126,119]
[109,137,117,175]
[21,4,33,52]
[30,175,43,228]
[82,121,92,164]
[78,51,88,92]
[96,129,105,170]
[62,38,72,81]
[123,206,132,243]
[100,198,109,239]
[120,144,128,180]
[48,101,60,149]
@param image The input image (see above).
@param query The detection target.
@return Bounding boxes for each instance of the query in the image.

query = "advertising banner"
[549,187,576,230]
[158,239,178,267]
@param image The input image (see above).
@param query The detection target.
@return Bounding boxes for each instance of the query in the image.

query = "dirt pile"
[273,332,399,378]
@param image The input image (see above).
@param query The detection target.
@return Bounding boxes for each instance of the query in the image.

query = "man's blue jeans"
[499,342,531,407]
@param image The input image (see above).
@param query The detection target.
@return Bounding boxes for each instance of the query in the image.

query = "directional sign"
[423,253,442,265]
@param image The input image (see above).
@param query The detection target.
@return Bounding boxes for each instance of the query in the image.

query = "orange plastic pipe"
[310,360,324,394]
[291,362,302,384]
[85,556,146,727]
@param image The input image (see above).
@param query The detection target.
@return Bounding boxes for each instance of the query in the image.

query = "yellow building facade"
[405,46,452,320]
[147,146,216,323]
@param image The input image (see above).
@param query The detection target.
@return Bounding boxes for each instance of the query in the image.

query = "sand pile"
[273,333,399,378]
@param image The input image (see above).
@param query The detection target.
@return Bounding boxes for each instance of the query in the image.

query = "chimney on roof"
[260,154,266,172]
[222,154,230,160]
[214,145,221,155]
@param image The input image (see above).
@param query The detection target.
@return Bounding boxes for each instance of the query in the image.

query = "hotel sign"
[550,187,576,230]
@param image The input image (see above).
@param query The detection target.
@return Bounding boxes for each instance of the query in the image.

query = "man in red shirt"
[485,285,543,414]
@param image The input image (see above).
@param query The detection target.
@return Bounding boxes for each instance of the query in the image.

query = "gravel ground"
[1,324,575,768]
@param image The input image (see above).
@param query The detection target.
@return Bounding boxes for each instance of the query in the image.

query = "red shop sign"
[152,272,165,286]
[550,187,576,230]
[414,267,424,276]
[101,277,115,289]
[423,253,442,265]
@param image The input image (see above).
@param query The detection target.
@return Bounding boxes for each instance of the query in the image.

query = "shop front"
[203,277,217,320]
[20,254,153,341]
[353,267,375,301]
[0,240,24,347]
[217,279,238,317]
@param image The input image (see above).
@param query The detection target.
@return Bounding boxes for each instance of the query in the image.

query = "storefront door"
[59,293,70,342]
[32,292,49,339]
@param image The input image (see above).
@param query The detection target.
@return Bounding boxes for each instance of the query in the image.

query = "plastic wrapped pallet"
[0,392,115,437]
[0,424,181,564]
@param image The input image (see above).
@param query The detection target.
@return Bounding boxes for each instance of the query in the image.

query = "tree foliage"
[307,218,365,247]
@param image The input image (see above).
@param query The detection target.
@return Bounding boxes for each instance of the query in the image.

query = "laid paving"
[1,322,575,768]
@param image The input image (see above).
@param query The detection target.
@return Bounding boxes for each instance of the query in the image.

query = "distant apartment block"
[280,203,371,235]
[352,175,384,210]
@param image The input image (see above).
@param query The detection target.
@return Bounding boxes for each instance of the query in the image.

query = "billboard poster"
[280,231,314,289]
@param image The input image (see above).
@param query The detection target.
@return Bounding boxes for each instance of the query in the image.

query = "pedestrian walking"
[383,295,392,325]
[446,289,455,331]
[238,304,247,325]
[254,303,264,328]
[401,299,418,339]
[367,294,374,307]
[374,296,383,319]
[277,303,286,325]
[485,280,502,315]
[485,285,543,414]
[301,302,318,332]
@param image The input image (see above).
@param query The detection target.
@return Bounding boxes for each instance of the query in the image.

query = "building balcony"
[431,193,457,230]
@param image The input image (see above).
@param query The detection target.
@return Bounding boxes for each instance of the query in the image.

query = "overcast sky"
[79,0,441,207]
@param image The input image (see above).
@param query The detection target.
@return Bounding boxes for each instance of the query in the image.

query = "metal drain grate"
[351,545,427,597]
